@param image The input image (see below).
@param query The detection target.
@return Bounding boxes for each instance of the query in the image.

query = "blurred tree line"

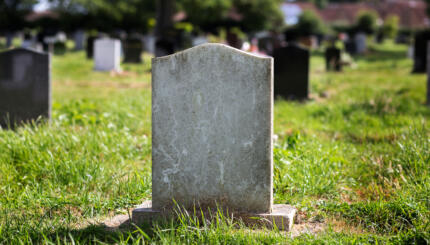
[0,0,284,34]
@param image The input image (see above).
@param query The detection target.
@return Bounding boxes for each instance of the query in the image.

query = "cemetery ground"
[0,41,429,244]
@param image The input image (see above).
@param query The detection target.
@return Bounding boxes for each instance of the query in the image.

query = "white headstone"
[94,38,121,72]
[132,43,296,230]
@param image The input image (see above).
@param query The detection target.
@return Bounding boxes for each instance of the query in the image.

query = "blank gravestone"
[325,47,342,72]
[273,43,310,100]
[132,43,296,230]
[0,48,51,128]
[94,38,121,72]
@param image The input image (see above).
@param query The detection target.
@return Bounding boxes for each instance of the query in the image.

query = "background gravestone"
[86,35,97,59]
[354,33,367,54]
[412,30,430,73]
[123,36,143,63]
[133,43,296,230]
[0,48,51,128]
[325,47,342,71]
[273,43,310,100]
[73,30,85,51]
[94,38,121,72]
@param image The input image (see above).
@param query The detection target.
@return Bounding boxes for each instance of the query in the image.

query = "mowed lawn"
[0,41,429,244]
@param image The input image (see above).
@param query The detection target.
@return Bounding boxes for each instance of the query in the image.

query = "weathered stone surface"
[132,201,296,231]
[325,47,342,72]
[0,48,51,128]
[151,43,273,213]
[94,38,121,72]
[273,43,310,100]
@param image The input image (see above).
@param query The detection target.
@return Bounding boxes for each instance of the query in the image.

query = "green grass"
[0,41,429,244]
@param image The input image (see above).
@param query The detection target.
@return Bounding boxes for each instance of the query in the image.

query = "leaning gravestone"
[123,36,143,63]
[412,30,430,73]
[94,38,121,72]
[0,48,51,128]
[325,47,342,71]
[132,43,296,230]
[273,43,310,100]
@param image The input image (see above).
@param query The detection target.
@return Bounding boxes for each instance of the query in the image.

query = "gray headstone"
[74,30,85,51]
[273,43,310,100]
[0,48,51,128]
[355,33,367,54]
[152,43,273,213]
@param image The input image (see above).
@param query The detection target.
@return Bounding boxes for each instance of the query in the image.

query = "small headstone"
[94,38,121,72]
[0,48,51,128]
[407,46,414,59]
[412,30,430,73]
[273,43,310,100]
[354,33,367,54]
[325,47,342,72]
[132,43,296,230]
[123,36,143,63]
[73,30,85,51]
[86,35,97,59]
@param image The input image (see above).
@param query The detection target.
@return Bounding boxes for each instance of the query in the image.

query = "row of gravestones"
[1,41,346,129]
[0,43,297,230]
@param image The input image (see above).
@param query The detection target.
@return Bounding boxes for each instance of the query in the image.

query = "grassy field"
[0,41,429,244]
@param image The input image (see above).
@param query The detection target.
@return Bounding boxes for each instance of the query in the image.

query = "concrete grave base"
[132,201,297,231]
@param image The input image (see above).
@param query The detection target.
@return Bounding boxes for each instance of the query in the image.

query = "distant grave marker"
[412,30,430,73]
[74,30,85,51]
[132,43,296,230]
[123,36,143,63]
[0,48,51,128]
[325,47,342,72]
[86,35,97,59]
[94,38,121,72]
[273,43,310,100]
[355,33,367,54]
